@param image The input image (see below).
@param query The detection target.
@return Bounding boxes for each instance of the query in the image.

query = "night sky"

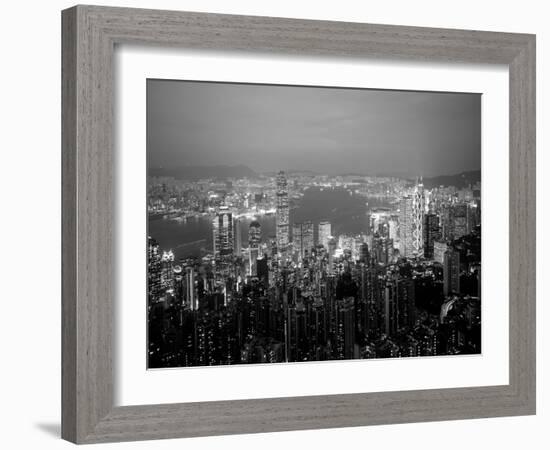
[147,79,481,177]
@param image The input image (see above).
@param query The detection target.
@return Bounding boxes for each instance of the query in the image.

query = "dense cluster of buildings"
[148,171,481,368]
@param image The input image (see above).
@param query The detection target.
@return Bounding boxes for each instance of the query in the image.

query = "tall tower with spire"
[399,178,425,258]
[276,171,290,255]
[411,178,425,257]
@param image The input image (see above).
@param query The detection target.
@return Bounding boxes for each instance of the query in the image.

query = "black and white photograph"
[1,0,543,447]
[146,79,482,368]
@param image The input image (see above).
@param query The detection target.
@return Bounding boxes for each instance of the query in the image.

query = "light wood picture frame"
[61,5,536,444]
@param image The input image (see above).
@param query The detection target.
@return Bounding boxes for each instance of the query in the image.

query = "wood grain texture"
[61,5,536,444]
[61,7,77,443]
[508,36,536,407]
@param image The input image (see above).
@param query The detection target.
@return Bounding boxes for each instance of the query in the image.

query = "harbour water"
[148,187,394,260]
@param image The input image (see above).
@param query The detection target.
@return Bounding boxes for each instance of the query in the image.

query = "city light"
[147,171,482,368]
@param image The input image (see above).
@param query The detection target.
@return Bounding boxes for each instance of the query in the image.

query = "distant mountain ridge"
[148,164,480,188]
[149,164,258,180]
[419,170,481,189]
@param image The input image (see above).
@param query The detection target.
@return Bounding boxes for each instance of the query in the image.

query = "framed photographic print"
[62,5,536,444]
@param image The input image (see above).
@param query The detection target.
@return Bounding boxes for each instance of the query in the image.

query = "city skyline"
[148,169,481,368]
[147,80,481,177]
[147,80,482,369]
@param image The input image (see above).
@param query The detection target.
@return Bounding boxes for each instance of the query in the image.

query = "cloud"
[147,80,481,177]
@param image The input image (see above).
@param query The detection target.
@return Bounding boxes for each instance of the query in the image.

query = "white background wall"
[0,1,546,448]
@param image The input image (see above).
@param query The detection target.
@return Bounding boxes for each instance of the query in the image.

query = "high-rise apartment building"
[452,203,468,239]
[160,250,175,292]
[443,248,461,297]
[388,216,399,242]
[147,237,163,304]
[292,221,314,261]
[335,297,356,359]
[184,266,197,310]
[248,221,262,276]
[423,212,440,259]
[318,221,332,249]
[327,237,337,276]
[433,241,448,264]
[213,206,234,259]
[248,220,261,248]
[234,217,243,256]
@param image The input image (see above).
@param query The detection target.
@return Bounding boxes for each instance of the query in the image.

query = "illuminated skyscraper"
[443,249,461,297]
[248,220,261,248]
[256,255,269,284]
[433,241,448,264]
[351,236,364,261]
[396,278,416,329]
[399,180,425,257]
[372,235,393,265]
[384,281,398,336]
[388,216,399,242]
[173,264,183,302]
[327,237,337,276]
[440,204,453,241]
[452,203,468,239]
[292,223,301,257]
[275,171,290,254]
[160,250,175,292]
[318,221,332,249]
[359,243,370,264]
[370,208,391,235]
[147,237,162,304]
[184,266,197,310]
[234,217,243,256]
[335,297,356,359]
[303,222,314,259]
[248,221,261,276]
[412,180,425,256]
[423,212,440,259]
[292,221,314,261]
[338,235,355,259]
[399,195,414,257]
[213,206,234,259]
